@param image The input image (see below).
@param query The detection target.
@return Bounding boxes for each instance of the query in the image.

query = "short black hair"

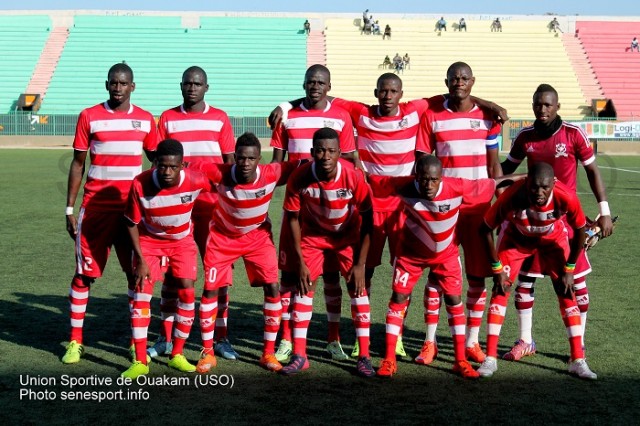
[312,127,339,145]
[446,61,472,78]
[377,73,402,88]
[183,66,207,84]
[416,154,442,171]
[534,83,558,100]
[108,63,133,81]
[528,161,555,180]
[236,132,261,152]
[305,64,330,81]
[156,138,184,158]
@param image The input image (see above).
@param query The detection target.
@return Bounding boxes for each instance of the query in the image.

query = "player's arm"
[482,200,510,295]
[125,218,149,291]
[501,136,525,175]
[222,153,235,165]
[285,209,312,295]
[268,97,306,129]
[471,96,509,123]
[338,113,357,165]
[349,207,372,297]
[414,113,435,171]
[271,148,286,163]
[270,124,288,163]
[143,115,158,163]
[583,162,613,237]
[563,224,586,297]
[66,149,87,240]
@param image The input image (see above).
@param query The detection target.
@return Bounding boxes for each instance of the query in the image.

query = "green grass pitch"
[1,149,639,424]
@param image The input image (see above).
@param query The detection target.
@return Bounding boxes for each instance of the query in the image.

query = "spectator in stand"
[304,20,311,35]
[458,18,467,32]
[437,17,447,31]
[382,55,392,68]
[372,21,381,35]
[549,17,560,33]
[393,53,403,74]
[403,53,411,70]
[631,37,639,53]
[491,18,502,32]
[363,9,369,24]
[383,24,391,39]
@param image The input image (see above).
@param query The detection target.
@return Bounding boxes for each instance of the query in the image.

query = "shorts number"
[394,269,409,288]
[207,267,218,284]
[83,256,93,272]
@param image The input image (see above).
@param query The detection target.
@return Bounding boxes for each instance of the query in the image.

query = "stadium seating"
[41,15,308,116]
[576,21,640,119]
[0,15,51,113]
[324,18,588,119]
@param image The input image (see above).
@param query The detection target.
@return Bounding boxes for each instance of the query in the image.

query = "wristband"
[564,263,576,273]
[598,201,610,217]
[491,261,503,274]
[65,206,74,216]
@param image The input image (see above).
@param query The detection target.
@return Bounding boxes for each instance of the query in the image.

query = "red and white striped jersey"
[125,168,212,241]
[484,179,586,240]
[370,175,495,262]
[201,162,297,237]
[270,101,356,162]
[73,102,157,212]
[417,98,501,180]
[507,122,595,194]
[283,159,372,236]
[157,103,235,216]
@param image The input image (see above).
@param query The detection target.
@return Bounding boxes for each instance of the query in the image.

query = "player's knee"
[202,288,219,299]
[263,283,279,298]
[443,293,461,306]
[391,291,409,304]
[280,270,298,286]
[322,271,340,283]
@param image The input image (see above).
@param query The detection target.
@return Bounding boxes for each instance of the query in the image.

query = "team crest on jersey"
[336,188,348,198]
[555,143,568,158]
[324,120,335,128]
[470,120,481,131]
[180,195,193,203]
[131,120,142,130]
[254,189,267,198]
[438,204,451,213]
[398,117,409,129]
[526,145,535,153]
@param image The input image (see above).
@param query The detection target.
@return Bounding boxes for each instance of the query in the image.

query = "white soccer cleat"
[477,356,498,378]
[568,358,597,380]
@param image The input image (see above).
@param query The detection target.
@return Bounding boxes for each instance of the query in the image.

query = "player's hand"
[561,272,575,297]
[133,260,151,291]
[490,102,509,124]
[597,215,614,238]
[268,106,285,129]
[347,263,367,297]
[492,271,511,296]
[66,214,78,240]
[297,263,313,296]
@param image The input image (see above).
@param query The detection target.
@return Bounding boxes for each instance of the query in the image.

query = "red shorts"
[519,219,591,279]
[498,230,570,283]
[204,225,278,290]
[366,208,404,268]
[457,210,492,278]
[301,232,360,283]
[137,236,199,283]
[392,254,463,296]
[278,215,338,274]
[75,208,132,278]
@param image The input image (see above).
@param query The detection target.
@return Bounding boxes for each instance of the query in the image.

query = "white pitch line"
[598,166,640,174]
[578,192,640,197]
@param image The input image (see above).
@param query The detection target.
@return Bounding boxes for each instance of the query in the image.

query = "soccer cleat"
[326,340,349,361]
[121,361,149,379]
[351,341,360,358]
[477,356,498,378]
[196,351,217,374]
[280,355,310,376]
[214,337,239,360]
[259,353,283,372]
[465,343,487,363]
[453,360,480,379]
[502,339,537,361]
[414,340,438,365]
[168,354,196,373]
[376,358,397,378]
[568,358,597,380]
[129,344,151,364]
[396,335,407,357]
[275,339,293,363]
[61,340,84,364]
[147,336,173,358]
[356,357,376,378]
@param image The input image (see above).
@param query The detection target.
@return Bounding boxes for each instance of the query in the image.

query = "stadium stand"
[324,18,589,119]
[576,21,640,119]
[40,15,307,116]
[0,15,51,113]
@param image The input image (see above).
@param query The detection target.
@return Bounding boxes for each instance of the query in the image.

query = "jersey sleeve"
[218,113,236,155]
[352,170,373,212]
[143,113,158,152]
[199,163,227,184]
[338,109,356,154]
[485,120,501,150]
[283,174,302,212]
[270,123,288,152]
[560,186,587,229]
[332,97,367,125]
[368,175,411,198]
[461,177,497,206]
[192,169,215,193]
[124,179,143,225]
[275,161,299,186]
[416,111,435,154]
[157,111,169,142]
[72,109,91,151]
[573,126,596,166]
[506,133,526,164]
[407,98,430,116]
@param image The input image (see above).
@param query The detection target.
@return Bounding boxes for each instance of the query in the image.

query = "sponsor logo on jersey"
[180,195,193,203]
